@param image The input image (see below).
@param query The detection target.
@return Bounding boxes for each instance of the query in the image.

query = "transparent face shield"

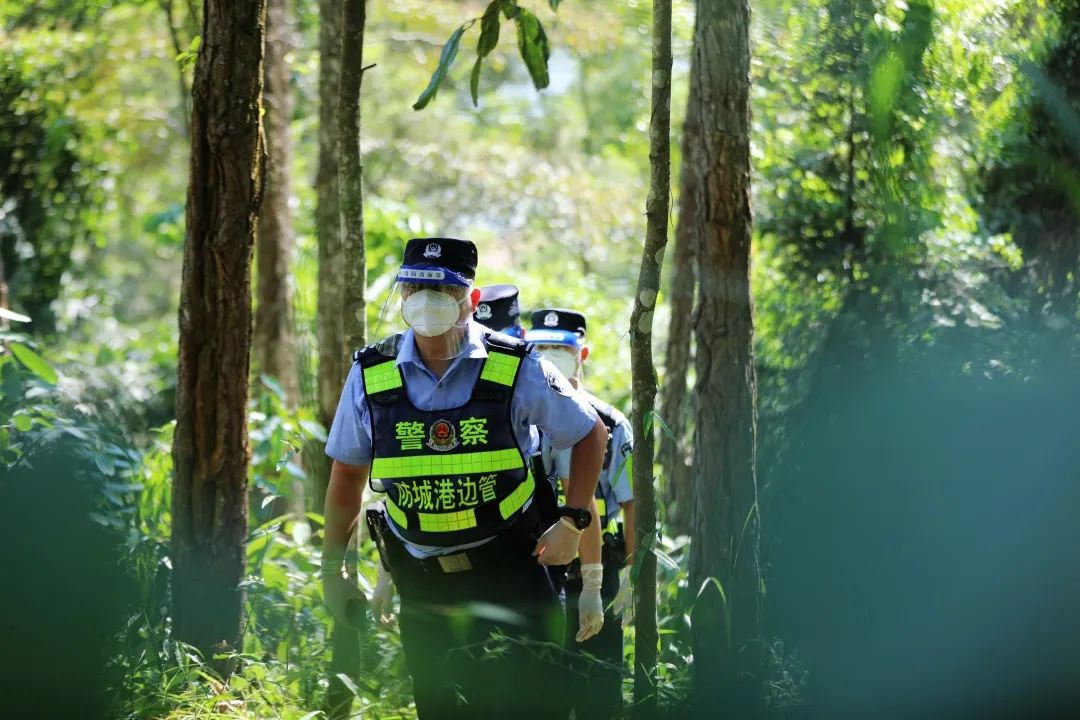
[374,270,475,360]
[533,343,582,382]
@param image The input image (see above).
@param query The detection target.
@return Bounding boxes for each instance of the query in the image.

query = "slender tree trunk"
[316,0,347,433]
[658,92,701,537]
[338,0,367,353]
[323,2,367,717]
[159,0,191,139]
[254,0,299,407]
[687,0,763,714]
[172,0,266,677]
[628,0,671,714]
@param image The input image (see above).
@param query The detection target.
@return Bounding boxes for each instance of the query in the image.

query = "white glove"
[532,517,583,566]
[611,566,634,625]
[321,548,368,630]
[576,563,605,642]
[370,564,395,625]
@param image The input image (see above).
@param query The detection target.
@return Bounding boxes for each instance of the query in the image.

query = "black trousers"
[386,509,566,720]
[560,547,625,719]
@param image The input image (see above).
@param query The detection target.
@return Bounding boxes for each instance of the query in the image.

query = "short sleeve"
[325,364,374,466]
[512,352,598,452]
[609,420,634,503]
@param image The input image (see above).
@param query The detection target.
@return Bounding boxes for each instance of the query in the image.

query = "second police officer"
[321,238,609,719]
[526,308,637,720]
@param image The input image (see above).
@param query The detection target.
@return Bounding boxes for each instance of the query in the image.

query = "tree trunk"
[338,0,367,353]
[316,0,347,436]
[687,0,763,714]
[323,2,367,717]
[658,94,701,538]
[172,0,266,676]
[254,0,299,407]
[628,0,671,714]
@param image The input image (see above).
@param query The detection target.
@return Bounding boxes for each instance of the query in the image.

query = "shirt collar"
[396,321,489,369]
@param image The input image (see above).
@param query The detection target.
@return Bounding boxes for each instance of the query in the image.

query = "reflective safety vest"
[357,332,534,547]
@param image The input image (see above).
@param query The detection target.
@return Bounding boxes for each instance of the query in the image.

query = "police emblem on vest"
[356,331,535,546]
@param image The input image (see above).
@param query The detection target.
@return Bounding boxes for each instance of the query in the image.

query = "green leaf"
[413,22,472,111]
[9,342,58,385]
[13,414,31,432]
[189,35,201,52]
[470,57,483,107]
[548,0,562,9]
[502,1,520,19]
[515,10,550,90]
[478,1,503,57]
[299,419,327,442]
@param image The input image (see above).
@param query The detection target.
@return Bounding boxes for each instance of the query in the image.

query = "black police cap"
[530,308,587,336]
[402,237,477,281]
[474,284,521,330]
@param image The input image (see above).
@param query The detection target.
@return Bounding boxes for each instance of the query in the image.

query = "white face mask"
[401,289,465,337]
[541,348,579,381]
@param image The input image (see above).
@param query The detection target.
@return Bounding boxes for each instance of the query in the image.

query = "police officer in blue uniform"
[473,284,525,339]
[527,308,636,720]
[321,238,609,719]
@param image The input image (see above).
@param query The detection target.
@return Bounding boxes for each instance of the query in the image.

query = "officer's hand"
[576,563,605,642]
[532,518,582,566]
[370,564,395,625]
[611,566,634,626]
[321,547,370,630]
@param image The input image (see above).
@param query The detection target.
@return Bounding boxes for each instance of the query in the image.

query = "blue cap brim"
[397,265,471,287]
[525,328,581,347]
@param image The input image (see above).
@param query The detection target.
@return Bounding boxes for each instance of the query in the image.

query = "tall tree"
[172,0,266,673]
[658,94,701,538]
[316,0,347,433]
[686,0,762,713]
[254,0,299,406]
[628,0,671,713]
[323,1,368,718]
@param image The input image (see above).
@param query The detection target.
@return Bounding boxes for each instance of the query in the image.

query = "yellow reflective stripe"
[363,361,402,394]
[480,351,520,387]
[372,448,523,479]
[419,508,478,532]
[596,497,607,518]
[386,499,408,529]
[499,473,535,519]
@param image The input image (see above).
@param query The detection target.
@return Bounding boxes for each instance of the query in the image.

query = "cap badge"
[543,311,559,327]
[476,303,492,320]
[423,243,442,259]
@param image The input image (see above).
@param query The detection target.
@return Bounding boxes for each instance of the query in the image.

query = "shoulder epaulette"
[353,333,403,367]
[482,329,530,357]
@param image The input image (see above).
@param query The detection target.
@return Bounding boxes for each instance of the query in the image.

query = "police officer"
[321,238,609,719]
[527,308,636,720]
[472,284,525,339]
[475,287,608,645]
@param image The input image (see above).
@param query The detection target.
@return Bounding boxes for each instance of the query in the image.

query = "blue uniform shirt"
[326,321,599,556]
[542,389,633,525]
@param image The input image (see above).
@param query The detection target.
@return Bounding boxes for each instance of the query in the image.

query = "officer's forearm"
[621,499,636,562]
[323,460,370,561]
[578,497,603,565]
[565,417,607,509]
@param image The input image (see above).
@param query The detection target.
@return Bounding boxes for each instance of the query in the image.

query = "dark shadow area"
[766,329,1080,720]
[0,440,135,720]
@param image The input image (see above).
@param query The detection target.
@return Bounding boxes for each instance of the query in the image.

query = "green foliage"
[414,0,559,110]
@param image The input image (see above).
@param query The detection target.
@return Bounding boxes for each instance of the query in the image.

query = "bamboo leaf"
[478,1,503,57]
[515,9,550,90]
[9,342,58,385]
[413,22,472,110]
[470,57,482,107]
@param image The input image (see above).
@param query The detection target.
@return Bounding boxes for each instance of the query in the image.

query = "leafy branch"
[413,0,559,110]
